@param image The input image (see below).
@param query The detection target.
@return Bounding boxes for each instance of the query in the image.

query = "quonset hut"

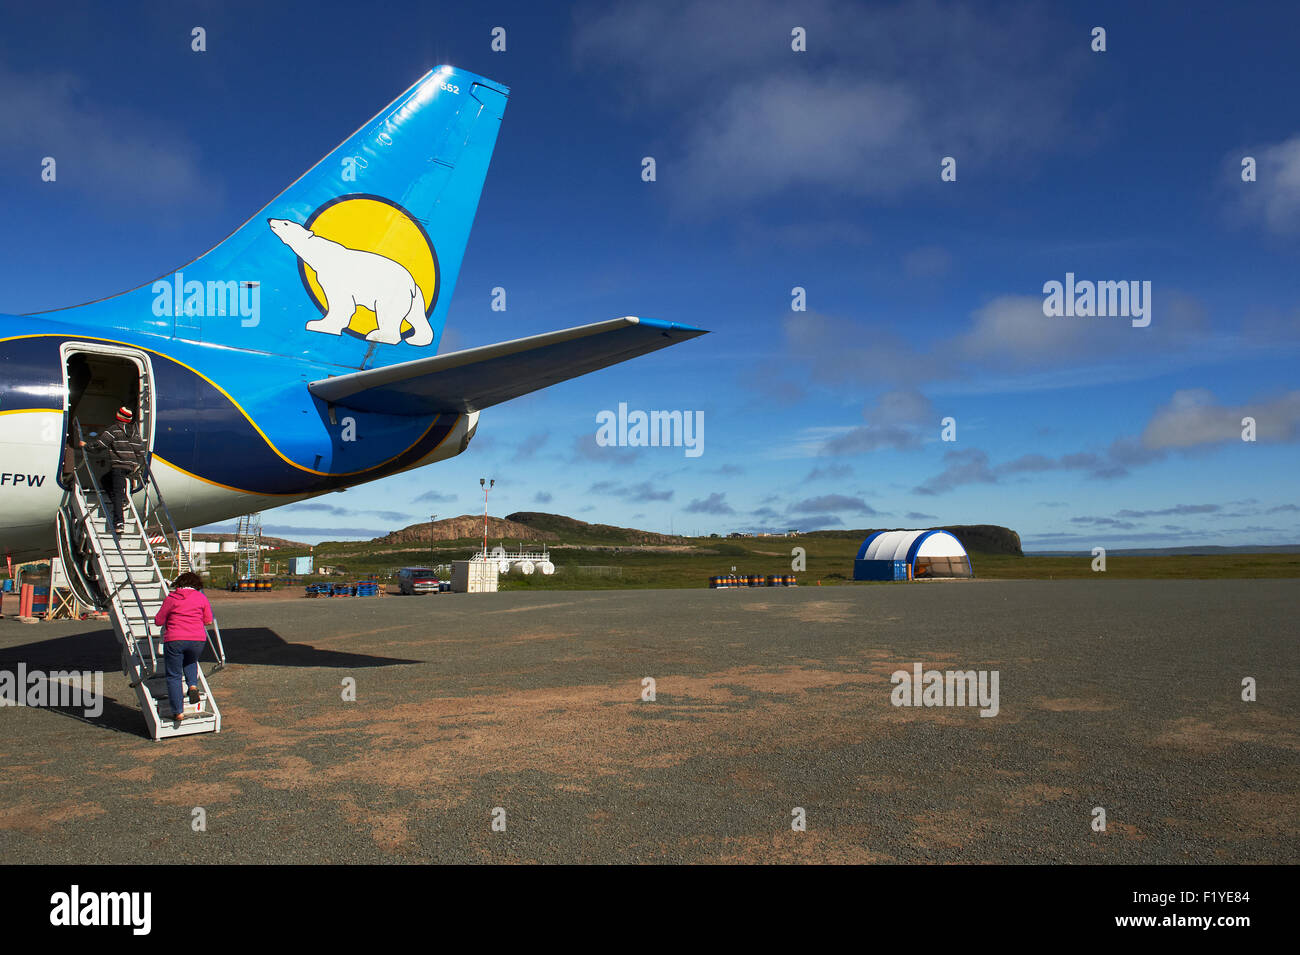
[853,529,973,581]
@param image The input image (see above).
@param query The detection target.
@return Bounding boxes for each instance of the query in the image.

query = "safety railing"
[70,420,158,675]
[141,468,226,670]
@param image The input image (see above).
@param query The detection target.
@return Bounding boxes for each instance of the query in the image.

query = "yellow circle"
[302,198,437,339]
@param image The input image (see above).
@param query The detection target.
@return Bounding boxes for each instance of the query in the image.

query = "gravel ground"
[0,579,1295,864]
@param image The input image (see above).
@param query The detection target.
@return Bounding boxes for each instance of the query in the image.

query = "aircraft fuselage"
[0,313,474,564]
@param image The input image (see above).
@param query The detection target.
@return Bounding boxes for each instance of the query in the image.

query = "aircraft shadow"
[220,627,420,668]
[0,627,419,739]
[0,627,419,672]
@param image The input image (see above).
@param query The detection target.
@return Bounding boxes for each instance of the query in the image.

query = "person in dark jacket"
[154,572,214,723]
[80,406,148,533]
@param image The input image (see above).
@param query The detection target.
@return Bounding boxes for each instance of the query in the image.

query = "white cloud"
[574,0,1087,211]
[1233,135,1300,233]
[1142,388,1300,449]
[961,295,1092,362]
[868,389,934,426]
[678,74,920,204]
[0,65,207,204]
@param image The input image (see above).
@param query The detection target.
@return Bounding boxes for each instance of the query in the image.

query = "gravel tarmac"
[0,579,1295,864]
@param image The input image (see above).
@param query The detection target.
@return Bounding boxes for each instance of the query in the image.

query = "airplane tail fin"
[39,67,508,370]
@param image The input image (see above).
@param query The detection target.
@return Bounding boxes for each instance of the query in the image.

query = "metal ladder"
[57,423,226,740]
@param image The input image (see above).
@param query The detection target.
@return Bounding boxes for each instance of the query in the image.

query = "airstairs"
[56,424,226,740]
[235,512,261,579]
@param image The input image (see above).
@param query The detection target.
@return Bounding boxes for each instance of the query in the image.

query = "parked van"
[398,567,440,595]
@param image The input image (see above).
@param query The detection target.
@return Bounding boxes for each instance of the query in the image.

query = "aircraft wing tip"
[632,316,710,336]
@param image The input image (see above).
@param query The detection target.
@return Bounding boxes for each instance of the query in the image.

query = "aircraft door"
[58,343,157,492]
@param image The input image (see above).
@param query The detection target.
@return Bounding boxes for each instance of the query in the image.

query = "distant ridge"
[506,512,688,545]
[374,514,557,545]
[367,512,692,546]
[1027,544,1300,556]
[192,532,310,549]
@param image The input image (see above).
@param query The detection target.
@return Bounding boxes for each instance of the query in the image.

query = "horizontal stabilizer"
[307,317,707,415]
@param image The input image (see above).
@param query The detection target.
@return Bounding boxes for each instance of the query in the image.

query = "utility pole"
[430,514,437,566]
[479,477,494,559]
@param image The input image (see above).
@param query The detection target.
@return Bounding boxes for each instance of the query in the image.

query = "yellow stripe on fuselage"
[0,333,453,478]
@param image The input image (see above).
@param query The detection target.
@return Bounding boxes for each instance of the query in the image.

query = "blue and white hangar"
[853,530,973,581]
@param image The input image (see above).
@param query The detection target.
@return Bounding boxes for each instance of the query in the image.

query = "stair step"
[119,597,164,609]
[145,676,207,696]
[153,701,210,719]
[116,590,165,603]
[94,530,144,541]
[94,528,143,540]
[154,713,220,739]
[66,498,222,740]
[120,614,162,627]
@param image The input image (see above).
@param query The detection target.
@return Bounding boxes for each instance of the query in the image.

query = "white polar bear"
[268,218,433,346]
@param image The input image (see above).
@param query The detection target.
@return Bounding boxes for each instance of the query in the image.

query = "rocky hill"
[361,514,1021,554]
[371,512,691,547]
[373,514,558,545]
[506,512,688,545]
[192,532,310,549]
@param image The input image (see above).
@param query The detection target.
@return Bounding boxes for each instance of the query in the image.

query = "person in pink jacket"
[154,572,214,722]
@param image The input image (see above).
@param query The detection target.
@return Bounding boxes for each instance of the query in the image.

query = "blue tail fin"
[39,67,508,370]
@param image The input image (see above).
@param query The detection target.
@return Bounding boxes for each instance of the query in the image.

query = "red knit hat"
[116,406,133,422]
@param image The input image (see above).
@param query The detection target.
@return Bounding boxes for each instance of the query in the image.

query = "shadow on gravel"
[0,627,418,672]
[218,627,420,668]
[0,627,417,740]
[0,629,122,672]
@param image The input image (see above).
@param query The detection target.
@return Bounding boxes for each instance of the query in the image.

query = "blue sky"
[2,0,1297,549]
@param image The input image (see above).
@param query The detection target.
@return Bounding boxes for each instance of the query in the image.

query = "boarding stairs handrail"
[140,467,226,670]
[57,421,223,739]
[69,420,158,675]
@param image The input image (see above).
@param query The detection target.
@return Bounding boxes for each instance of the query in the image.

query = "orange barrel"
[19,583,33,616]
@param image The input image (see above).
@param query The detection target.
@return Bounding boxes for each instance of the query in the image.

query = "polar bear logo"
[268,218,433,346]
